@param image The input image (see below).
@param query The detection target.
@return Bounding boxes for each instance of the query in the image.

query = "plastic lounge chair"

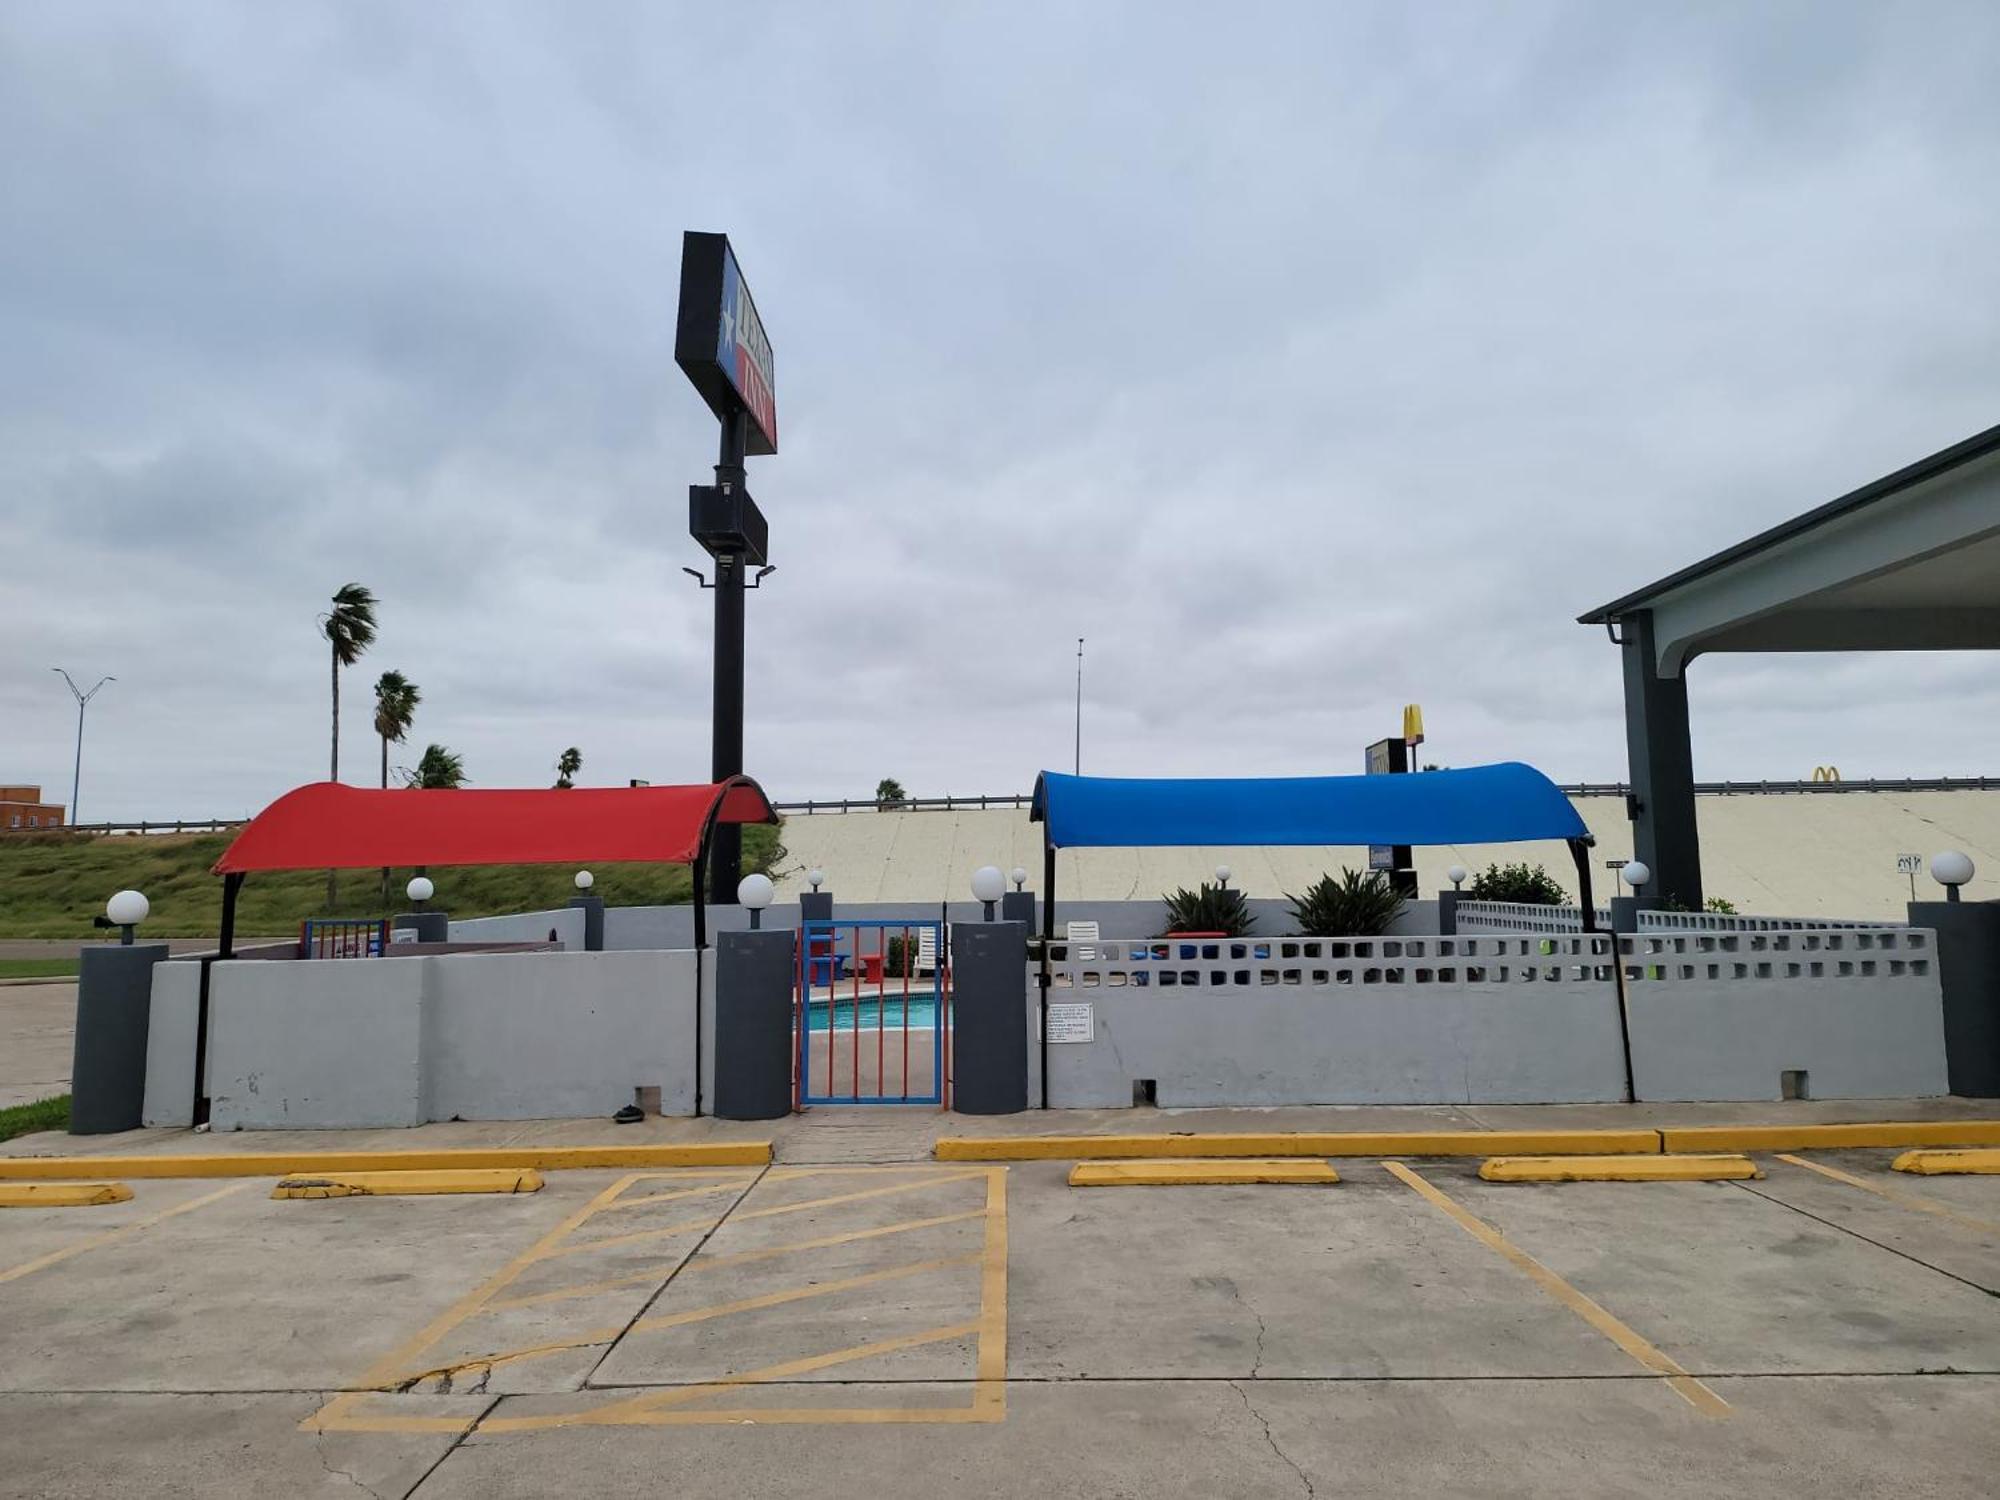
[1065,920,1100,962]
[916,926,940,976]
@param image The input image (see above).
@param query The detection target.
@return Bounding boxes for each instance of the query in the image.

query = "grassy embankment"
[0,824,786,939]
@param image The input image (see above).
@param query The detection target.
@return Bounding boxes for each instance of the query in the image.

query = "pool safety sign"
[674,231,779,454]
[1045,1002,1095,1044]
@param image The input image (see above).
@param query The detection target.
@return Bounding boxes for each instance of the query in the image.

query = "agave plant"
[1160,882,1253,937]
[1287,868,1407,937]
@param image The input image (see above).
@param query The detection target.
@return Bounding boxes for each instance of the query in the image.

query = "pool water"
[804,996,941,1032]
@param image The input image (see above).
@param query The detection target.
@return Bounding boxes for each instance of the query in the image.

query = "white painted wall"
[207,957,429,1129]
[423,950,698,1120]
[446,906,584,948]
[142,959,202,1128]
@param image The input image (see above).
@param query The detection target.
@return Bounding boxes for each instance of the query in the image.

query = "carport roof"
[1030,763,1588,850]
[1579,419,2000,625]
[212,777,777,874]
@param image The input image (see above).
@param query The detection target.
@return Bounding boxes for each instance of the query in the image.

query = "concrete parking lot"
[3,1115,1999,1497]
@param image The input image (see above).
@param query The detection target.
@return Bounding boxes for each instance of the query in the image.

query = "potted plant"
[1286,868,1406,936]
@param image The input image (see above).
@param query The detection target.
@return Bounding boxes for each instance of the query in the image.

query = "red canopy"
[213,778,776,874]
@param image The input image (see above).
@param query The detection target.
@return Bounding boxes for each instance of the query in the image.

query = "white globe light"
[807,867,824,890]
[1620,861,1650,890]
[1447,865,1468,886]
[574,870,594,891]
[737,873,775,910]
[1215,865,1233,884]
[406,876,435,903]
[970,865,1007,904]
[1010,867,1028,890]
[1931,850,1976,888]
[106,889,149,927]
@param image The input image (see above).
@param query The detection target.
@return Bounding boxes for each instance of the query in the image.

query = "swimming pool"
[803,995,941,1032]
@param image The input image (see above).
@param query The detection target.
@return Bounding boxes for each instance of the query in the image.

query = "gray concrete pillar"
[1437,891,1460,935]
[1910,900,2000,1096]
[951,921,1028,1114]
[567,895,606,951]
[798,890,833,923]
[391,911,449,944]
[71,943,168,1134]
[713,928,796,1120]
[1620,610,1703,910]
[1001,890,1036,928]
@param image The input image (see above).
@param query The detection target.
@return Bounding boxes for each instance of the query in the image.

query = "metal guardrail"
[0,817,246,837]
[13,774,1991,834]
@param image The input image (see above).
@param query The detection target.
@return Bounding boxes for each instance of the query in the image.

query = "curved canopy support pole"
[195,872,245,1126]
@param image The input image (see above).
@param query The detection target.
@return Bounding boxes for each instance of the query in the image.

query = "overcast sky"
[3,2,1996,820]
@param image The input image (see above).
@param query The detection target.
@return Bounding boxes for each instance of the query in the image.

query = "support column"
[1909,900,2000,1096]
[1620,610,1703,909]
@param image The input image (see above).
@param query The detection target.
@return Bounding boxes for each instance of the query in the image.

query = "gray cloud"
[2,1,1996,821]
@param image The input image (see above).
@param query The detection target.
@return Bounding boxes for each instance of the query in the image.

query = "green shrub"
[1704,896,1738,914]
[1466,862,1567,905]
[885,934,918,977]
[1286,868,1407,937]
[1161,882,1253,936]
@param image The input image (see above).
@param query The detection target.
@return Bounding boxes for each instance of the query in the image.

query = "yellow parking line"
[0,1181,250,1286]
[478,1319,987,1432]
[603,1179,760,1212]
[682,1208,988,1273]
[636,1252,983,1333]
[486,1266,671,1312]
[1383,1161,1729,1418]
[728,1170,990,1222]
[973,1167,1007,1415]
[1776,1154,2000,1237]
[531,1216,719,1260]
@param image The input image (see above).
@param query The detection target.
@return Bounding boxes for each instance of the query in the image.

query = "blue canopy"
[1030,763,1588,849]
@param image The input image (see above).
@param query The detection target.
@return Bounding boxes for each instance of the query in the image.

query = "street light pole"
[50,669,114,824]
[1074,637,1084,775]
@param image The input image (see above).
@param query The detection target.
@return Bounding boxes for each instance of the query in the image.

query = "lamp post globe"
[406,876,435,906]
[106,889,148,944]
[1931,850,1975,902]
[574,870,594,891]
[1447,865,1467,891]
[807,868,824,890]
[1215,864,1232,889]
[737,872,775,929]
[1620,861,1650,890]
[971,865,1005,919]
[1010,867,1028,891]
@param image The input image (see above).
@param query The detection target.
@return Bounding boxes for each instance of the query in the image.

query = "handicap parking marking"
[311,1164,1008,1435]
[1382,1161,1731,1417]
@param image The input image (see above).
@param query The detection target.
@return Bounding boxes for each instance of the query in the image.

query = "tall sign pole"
[676,233,778,903]
[1074,638,1084,774]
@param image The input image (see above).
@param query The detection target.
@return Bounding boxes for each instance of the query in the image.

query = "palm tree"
[321,582,377,907]
[404,744,467,789]
[373,671,421,788]
[555,747,582,788]
[373,671,420,902]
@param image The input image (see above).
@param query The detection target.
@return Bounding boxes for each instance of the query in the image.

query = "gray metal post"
[950,921,1028,1114]
[71,943,167,1133]
[1910,900,2000,1096]
[713,928,795,1120]
[1620,610,1703,909]
[567,895,606,951]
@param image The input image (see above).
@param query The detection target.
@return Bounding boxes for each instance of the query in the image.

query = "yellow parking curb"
[1069,1158,1340,1187]
[1891,1148,2000,1176]
[939,1130,1660,1161]
[1662,1122,2000,1154]
[0,1142,771,1181]
[272,1168,544,1199]
[1480,1154,1760,1183]
[0,1182,135,1208]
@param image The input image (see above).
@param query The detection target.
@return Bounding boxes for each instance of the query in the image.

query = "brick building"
[0,785,66,829]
